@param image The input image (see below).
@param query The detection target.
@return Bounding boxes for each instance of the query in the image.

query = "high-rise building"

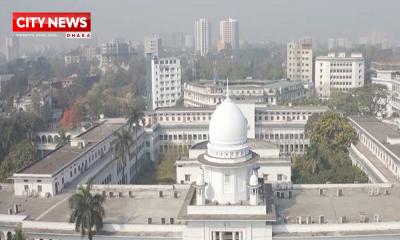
[159,32,185,49]
[315,53,364,98]
[5,36,20,61]
[219,18,239,49]
[195,18,211,56]
[83,45,97,61]
[151,57,182,109]
[144,35,162,58]
[286,38,313,83]
[100,40,130,64]
[184,34,194,49]
[328,38,352,50]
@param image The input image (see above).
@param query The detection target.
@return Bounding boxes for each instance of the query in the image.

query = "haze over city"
[1,0,400,51]
[2,1,400,239]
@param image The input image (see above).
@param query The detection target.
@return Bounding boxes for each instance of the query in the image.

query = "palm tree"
[69,184,105,240]
[12,225,26,240]
[126,106,144,181]
[306,143,321,174]
[113,128,132,184]
[126,105,144,132]
[57,128,70,147]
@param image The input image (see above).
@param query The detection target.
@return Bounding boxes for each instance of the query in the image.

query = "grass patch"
[136,152,180,184]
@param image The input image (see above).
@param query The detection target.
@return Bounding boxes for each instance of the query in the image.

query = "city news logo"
[13,12,91,39]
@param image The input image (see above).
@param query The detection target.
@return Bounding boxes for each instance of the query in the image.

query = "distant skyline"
[1,0,399,52]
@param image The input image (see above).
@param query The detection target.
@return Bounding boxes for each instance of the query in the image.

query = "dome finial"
[226,78,230,100]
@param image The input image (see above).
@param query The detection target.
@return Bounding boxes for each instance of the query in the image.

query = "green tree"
[292,112,367,184]
[0,139,36,181]
[113,128,132,184]
[57,128,70,147]
[125,106,144,182]
[12,225,26,240]
[69,184,105,240]
[309,111,357,152]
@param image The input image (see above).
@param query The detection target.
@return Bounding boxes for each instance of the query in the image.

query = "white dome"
[209,98,247,146]
[250,173,258,186]
[196,174,204,186]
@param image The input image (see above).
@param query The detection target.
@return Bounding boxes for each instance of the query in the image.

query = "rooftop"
[15,120,124,176]
[0,184,191,224]
[187,79,303,89]
[276,186,400,224]
[348,116,400,158]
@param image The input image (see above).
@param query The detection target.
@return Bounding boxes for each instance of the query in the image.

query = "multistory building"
[5,36,19,61]
[286,38,313,83]
[100,40,130,64]
[183,79,308,107]
[315,53,364,98]
[372,70,400,115]
[151,57,182,109]
[144,35,162,58]
[219,18,239,49]
[195,18,211,56]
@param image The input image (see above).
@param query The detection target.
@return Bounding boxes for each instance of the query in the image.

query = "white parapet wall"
[293,183,392,189]
[187,205,266,215]
[89,184,189,191]
[0,214,27,223]
[273,222,400,234]
[350,143,389,183]
[21,221,184,233]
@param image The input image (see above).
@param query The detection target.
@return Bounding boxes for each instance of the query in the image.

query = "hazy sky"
[1,0,399,50]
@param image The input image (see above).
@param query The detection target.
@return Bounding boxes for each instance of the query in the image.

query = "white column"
[212,231,217,240]
[232,232,236,240]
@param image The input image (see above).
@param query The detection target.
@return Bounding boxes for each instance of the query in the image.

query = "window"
[277,174,283,181]
[37,185,42,192]
[185,174,191,182]
[224,174,231,185]
[24,185,29,191]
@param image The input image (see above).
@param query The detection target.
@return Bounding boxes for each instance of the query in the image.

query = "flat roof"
[146,105,327,113]
[0,184,72,220]
[257,105,328,111]
[276,187,400,224]
[349,116,400,158]
[188,79,303,89]
[16,121,124,176]
[37,185,191,224]
[0,184,190,225]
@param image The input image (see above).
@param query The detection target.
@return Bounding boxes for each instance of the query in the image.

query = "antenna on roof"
[226,78,230,99]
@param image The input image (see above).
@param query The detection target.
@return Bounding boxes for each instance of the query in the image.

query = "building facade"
[315,53,365,98]
[5,36,19,61]
[100,40,131,65]
[286,38,313,83]
[144,35,162,58]
[143,104,327,157]
[219,18,239,49]
[372,70,400,115]
[151,57,182,110]
[195,18,211,56]
[183,79,308,107]
[349,116,400,181]
[11,100,326,199]
[5,99,400,240]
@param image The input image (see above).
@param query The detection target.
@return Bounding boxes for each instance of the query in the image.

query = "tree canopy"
[69,184,105,240]
[292,111,368,184]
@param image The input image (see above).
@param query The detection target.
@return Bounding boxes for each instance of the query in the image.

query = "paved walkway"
[354,142,400,186]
